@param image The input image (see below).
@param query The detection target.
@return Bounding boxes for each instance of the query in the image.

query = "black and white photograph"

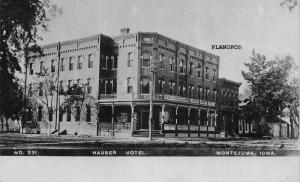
[0,0,299,181]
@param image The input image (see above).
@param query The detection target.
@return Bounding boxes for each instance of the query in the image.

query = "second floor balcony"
[99,93,216,106]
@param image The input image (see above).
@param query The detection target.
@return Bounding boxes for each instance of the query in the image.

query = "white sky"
[39,0,299,94]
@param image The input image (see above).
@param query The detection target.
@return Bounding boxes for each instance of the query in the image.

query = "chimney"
[120,28,130,35]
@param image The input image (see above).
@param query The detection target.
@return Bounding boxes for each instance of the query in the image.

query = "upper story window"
[28,84,32,97]
[197,86,202,99]
[61,58,65,71]
[51,59,55,72]
[169,58,175,72]
[29,63,34,75]
[87,78,92,94]
[141,52,150,67]
[77,55,83,70]
[213,69,216,81]
[197,65,202,78]
[68,80,72,89]
[158,80,165,93]
[140,77,150,94]
[179,60,184,74]
[169,81,175,95]
[49,81,54,96]
[114,55,118,68]
[127,77,133,93]
[39,82,43,96]
[212,89,216,101]
[88,54,94,68]
[205,67,209,79]
[205,88,209,100]
[189,62,193,76]
[128,52,134,67]
[189,84,194,98]
[86,105,91,122]
[39,61,44,73]
[59,80,64,93]
[69,57,74,71]
[159,54,164,69]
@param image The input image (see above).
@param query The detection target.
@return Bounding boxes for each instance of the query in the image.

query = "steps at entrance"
[133,130,163,137]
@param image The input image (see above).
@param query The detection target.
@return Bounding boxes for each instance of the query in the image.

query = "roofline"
[218,78,242,86]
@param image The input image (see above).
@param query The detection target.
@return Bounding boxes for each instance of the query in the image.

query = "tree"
[242,50,298,137]
[61,82,97,135]
[281,0,298,11]
[0,0,61,132]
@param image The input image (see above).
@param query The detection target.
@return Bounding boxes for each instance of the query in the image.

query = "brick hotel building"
[25,28,241,137]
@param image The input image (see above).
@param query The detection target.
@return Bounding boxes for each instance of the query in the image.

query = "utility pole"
[149,55,156,140]
[55,42,61,136]
[22,49,29,134]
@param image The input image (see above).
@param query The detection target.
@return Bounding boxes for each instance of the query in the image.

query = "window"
[189,84,194,98]
[39,61,44,73]
[68,80,72,89]
[140,78,149,93]
[69,57,74,70]
[205,67,209,79]
[88,54,94,68]
[105,80,112,94]
[239,119,243,133]
[49,108,53,122]
[61,58,65,71]
[100,55,107,69]
[189,62,193,76]
[212,89,216,101]
[37,106,43,121]
[159,54,164,69]
[205,88,209,100]
[158,80,165,93]
[49,81,54,96]
[169,58,174,72]
[75,107,80,122]
[197,65,202,78]
[179,60,184,74]
[179,84,184,96]
[29,63,34,75]
[67,107,71,122]
[113,55,118,68]
[169,81,175,95]
[51,59,55,72]
[39,82,43,96]
[28,84,32,97]
[59,107,63,122]
[197,86,202,99]
[86,105,91,122]
[113,79,117,93]
[87,78,92,94]
[60,81,63,93]
[213,69,216,81]
[127,77,133,93]
[77,55,83,69]
[107,56,113,70]
[142,52,150,67]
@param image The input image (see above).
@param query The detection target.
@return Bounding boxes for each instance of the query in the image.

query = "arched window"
[141,52,151,67]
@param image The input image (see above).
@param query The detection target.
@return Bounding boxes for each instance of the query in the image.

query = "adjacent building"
[25,28,241,138]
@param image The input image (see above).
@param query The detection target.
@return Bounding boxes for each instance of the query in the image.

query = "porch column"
[188,107,191,137]
[214,110,217,127]
[161,103,165,134]
[198,108,201,137]
[131,102,134,136]
[175,105,178,137]
[111,104,114,137]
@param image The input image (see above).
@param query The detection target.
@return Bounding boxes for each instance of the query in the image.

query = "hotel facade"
[25,28,241,138]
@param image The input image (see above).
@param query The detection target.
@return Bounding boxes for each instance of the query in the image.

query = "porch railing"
[162,123,218,137]
[99,93,215,106]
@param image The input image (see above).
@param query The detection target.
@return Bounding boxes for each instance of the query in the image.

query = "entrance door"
[140,110,149,129]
